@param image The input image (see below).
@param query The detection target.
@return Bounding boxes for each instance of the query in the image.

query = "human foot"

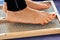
[3,2,7,13]
[6,7,56,25]
[26,0,51,10]
[3,1,51,13]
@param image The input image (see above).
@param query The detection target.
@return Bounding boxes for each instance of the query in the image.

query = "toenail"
[52,14,55,16]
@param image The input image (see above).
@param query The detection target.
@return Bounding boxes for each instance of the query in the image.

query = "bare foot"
[6,7,56,25]
[26,0,51,10]
[3,2,7,13]
[3,2,50,13]
[3,2,56,25]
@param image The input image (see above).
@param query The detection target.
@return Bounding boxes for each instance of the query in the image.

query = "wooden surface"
[0,1,60,40]
[0,19,60,39]
[0,6,2,9]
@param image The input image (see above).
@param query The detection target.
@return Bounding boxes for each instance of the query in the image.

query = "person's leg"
[3,0,56,25]
[26,0,51,10]
[3,0,51,12]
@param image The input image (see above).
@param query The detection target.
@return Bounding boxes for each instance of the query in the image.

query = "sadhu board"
[0,1,60,39]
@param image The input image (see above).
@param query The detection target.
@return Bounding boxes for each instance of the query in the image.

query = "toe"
[41,15,49,24]
[50,14,56,20]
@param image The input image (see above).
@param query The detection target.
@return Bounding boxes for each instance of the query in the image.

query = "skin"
[3,2,56,25]
[3,0,51,12]
[3,2,7,13]
[25,0,51,10]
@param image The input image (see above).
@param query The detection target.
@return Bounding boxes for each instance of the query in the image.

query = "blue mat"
[0,1,3,4]
[54,1,60,14]
[0,0,4,4]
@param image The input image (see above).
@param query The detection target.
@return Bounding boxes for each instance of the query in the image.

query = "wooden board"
[0,19,60,39]
[0,1,60,39]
